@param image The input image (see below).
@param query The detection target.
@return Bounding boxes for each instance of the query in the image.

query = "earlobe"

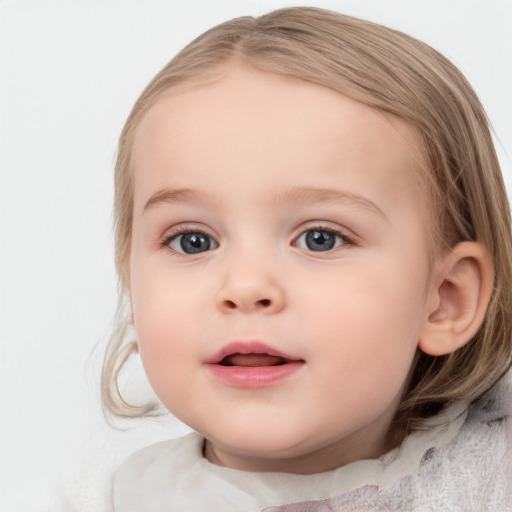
[418,242,494,356]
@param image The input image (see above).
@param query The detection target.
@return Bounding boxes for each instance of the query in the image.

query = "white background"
[1,0,511,510]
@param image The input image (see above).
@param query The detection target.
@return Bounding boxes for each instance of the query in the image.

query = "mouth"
[205,341,304,388]
[206,340,302,366]
[219,353,290,367]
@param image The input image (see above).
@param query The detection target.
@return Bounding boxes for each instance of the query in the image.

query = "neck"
[203,428,398,475]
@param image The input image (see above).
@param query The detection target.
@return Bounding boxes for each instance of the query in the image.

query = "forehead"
[131,66,425,216]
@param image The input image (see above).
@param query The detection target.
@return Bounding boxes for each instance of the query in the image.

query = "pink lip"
[205,341,300,364]
[204,341,304,388]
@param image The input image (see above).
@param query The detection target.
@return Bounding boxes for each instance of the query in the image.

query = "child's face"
[129,65,437,473]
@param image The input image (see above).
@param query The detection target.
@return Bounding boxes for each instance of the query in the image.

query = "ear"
[418,242,494,356]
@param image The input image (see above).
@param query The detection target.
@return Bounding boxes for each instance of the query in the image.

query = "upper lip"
[204,341,302,364]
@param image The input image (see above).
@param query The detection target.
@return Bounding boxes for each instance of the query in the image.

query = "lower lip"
[206,361,304,388]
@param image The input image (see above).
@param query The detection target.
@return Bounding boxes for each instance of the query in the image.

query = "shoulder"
[400,371,512,508]
[113,432,204,509]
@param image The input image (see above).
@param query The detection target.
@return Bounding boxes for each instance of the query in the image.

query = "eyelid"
[158,221,357,255]
[292,223,357,250]
[160,224,219,254]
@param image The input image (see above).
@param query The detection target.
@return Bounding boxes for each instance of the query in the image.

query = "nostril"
[218,297,276,312]
[224,300,237,309]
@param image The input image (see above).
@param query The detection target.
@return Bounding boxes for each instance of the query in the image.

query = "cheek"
[304,254,427,330]
[129,262,203,390]
[301,256,428,391]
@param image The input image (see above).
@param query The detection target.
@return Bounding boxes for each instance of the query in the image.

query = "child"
[102,7,512,510]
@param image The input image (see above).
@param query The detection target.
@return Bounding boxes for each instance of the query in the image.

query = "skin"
[128,65,447,474]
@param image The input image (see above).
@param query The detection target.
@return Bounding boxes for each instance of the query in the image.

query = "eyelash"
[159,226,216,255]
[296,224,356,248]
[159,224,357,255]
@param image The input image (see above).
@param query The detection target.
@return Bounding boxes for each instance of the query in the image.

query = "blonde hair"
[102,7,512,434]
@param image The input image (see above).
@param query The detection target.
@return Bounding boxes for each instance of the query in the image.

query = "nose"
[215,256,286,314]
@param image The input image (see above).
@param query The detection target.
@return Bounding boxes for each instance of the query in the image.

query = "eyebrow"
[277,187,389,222]
[142,186,388,222]
[143,188,197,213]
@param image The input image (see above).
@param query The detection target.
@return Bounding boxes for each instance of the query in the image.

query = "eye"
[295,228,348,252]
[168,231,218,254]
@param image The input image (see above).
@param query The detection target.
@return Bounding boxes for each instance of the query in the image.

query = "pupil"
[306,230,335,251]
[190,235,202,248]
[181,233,210,253]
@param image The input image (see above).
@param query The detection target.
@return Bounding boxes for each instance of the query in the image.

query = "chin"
[205,423,323,460]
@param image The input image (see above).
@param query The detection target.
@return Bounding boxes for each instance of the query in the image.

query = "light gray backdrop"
[1,0,511,510]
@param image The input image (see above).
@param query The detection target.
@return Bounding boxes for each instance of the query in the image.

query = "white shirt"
[114,402,468,512]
